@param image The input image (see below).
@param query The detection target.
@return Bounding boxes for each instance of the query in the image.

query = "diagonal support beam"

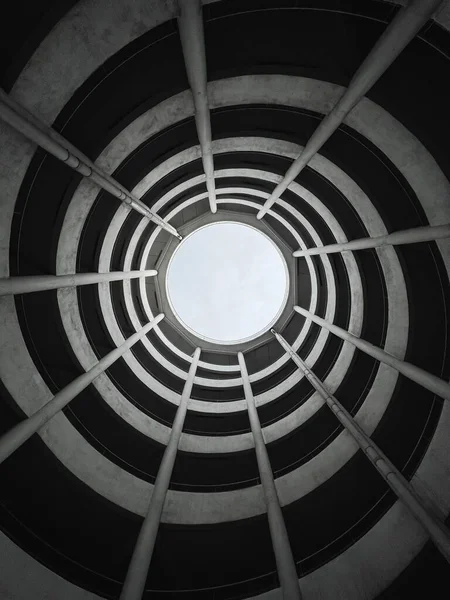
[293,224,450,257]
[257,0,444,219]
[0,314,164,465]
[271,329,450,564]
[178,0,217,213]
[238,352,302,600]
[120,347,201,600]
[0,89,181,239]
[294,305,450,402]
[0,269,157,296]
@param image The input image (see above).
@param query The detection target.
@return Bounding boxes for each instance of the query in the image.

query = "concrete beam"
[271,329,450,564]
[120,347,201,600]
[0,314,164,465]
[257,0,444,219]
[0,89,181,239]
[238,352,302,600]
[294,305,450,402]
[0,270,157,296]
[177,0,217,213]
[293,224,450,257]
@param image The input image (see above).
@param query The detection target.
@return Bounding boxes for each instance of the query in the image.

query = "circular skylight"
[166,222,288,344]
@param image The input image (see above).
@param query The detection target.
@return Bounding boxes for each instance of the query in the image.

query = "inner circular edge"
[166,221,290,345]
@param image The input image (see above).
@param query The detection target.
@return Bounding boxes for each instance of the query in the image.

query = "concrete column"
[271,329,450,564]
[0,89,180,239]
[120,347,201,600]
[293,224,450,257]
[294,305,450,402]
[0,314,164,465]
[178,0,217,213]
[257,0,444,219]
[238,352,302,600]
[0,270,157,296]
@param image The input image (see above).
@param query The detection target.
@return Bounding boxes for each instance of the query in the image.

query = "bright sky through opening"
[167,223,287,343]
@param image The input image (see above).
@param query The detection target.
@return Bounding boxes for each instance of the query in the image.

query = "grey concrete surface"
[293,224,450,257]
[0,314,163,464]
[3,74,426,506]
[178,0,217,213]
[3,72,434,510]
[256,0,444,218]
[0,269,157,295]
[0,93,179,237]
[239,352,302,599]
[295,305,450,402]
[273,330,450,563]
[0,531,101,600]
[120,348,201,600]
[0,1,449,598]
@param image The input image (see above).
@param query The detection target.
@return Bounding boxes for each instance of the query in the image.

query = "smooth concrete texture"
[141,189,362,401]
[295,304,450,401]
[273,331,450,563]
[0,291,402,523]
[394,0,450,29]
[101,180,336,403]
[136,150,317,352]
[10,0,179,125]
[0,93,179,238]
[239,351,302,599]
[0,530,101,600]
[4,74,432,502]
[57,149,301,388]
[412,402,450,523]
[298,500,428,600]
[256,0,444,218]
[123,121,412,372]
[138,195,302,370]
[0,269,157,296]
[7,0,450,130]
[134,182,315,373]
[136,187,316,376]
[253,400,450,600]
[178,0,217,214]
[41,198,442,572]
[0,314,163,465]
[136,158,403,390]
[119,348,201,600]
[0,285,407,524]
[56,286,176,447]
[5,7,449,279]
[206,75,450,243]
[93,77,415,369]
[2,408,447,600]
[1,1,449,598]
[0,125,34,280]
[57,193,342,435]
[141,192,314,371]
[66,180,323,401]
[109,165,331,375]
[293,224,450,257]
[3,74,426,502]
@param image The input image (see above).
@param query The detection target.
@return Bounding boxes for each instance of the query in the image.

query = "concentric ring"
[0,1,449,599]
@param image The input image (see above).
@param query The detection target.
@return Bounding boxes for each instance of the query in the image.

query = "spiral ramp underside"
[0,0,449,598]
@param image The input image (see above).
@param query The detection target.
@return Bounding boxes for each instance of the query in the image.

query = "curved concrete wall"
[0,0,449,598]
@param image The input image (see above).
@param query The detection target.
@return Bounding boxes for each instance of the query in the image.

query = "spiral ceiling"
[0,0,450,598]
